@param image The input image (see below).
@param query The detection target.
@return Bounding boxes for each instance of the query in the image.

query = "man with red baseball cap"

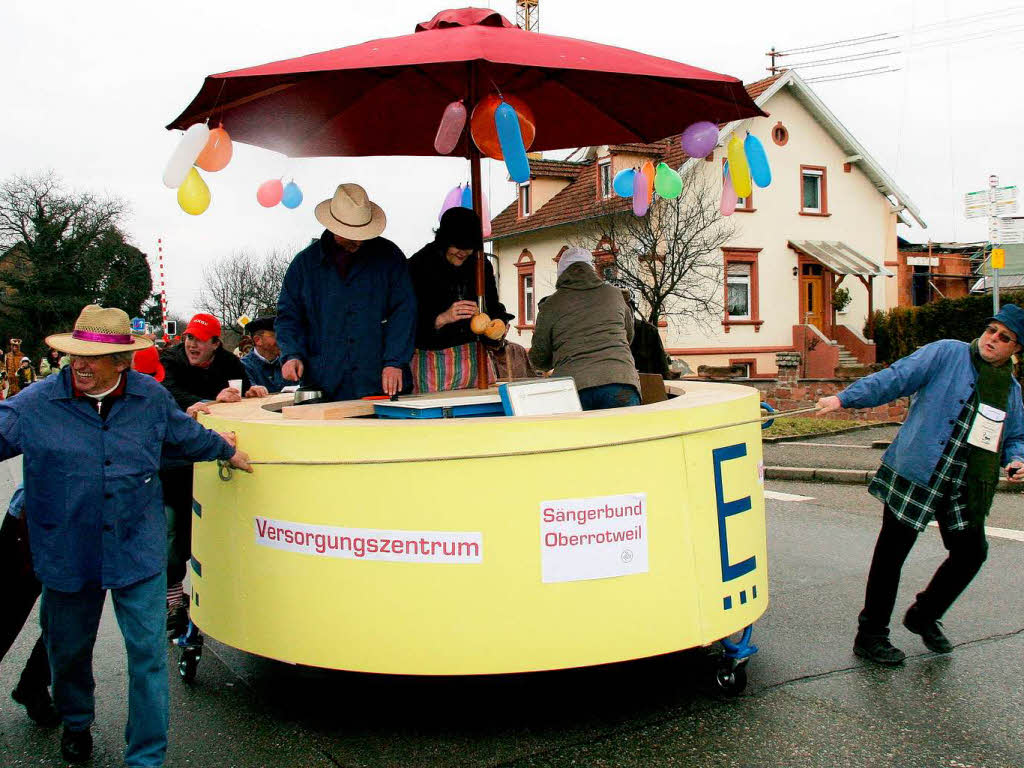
[158,313,269,635]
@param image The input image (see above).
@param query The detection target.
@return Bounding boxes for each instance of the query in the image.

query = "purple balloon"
[632,175,650,216]
[439,185,463,221]
[680,121,719,158]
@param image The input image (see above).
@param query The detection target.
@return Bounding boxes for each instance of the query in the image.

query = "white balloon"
[162,123,210,189]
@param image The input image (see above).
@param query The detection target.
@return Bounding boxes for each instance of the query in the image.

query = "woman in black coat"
[406,207,513,391]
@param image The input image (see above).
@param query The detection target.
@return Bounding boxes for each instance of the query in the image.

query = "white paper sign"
[540,493,648,583]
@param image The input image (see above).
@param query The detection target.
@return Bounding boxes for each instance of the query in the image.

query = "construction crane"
[516,0,539,32]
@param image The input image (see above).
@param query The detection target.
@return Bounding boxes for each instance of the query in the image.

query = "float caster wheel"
[179,649,200,684]
[714,660,748,696]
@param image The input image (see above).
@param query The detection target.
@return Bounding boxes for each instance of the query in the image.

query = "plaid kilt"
[868,398,975,532]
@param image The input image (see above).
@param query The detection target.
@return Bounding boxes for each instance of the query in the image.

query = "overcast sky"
[2,0,1021,316]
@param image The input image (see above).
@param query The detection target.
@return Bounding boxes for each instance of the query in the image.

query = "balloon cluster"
[163,123,234,215]
[257,179,304,209]
[720,132,772,217]
[432,94,536,184]
[611,159,683,217]
[163,121,305,215]
[439,183,491,237]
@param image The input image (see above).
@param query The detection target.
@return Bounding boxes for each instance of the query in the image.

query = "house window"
[515,250,536,329]
[598,160,612,198]
[800,166,828,215]
[726,263,751,319]
[522,273,535,324]
[772,121,789,146]
[721,248,763,332]
[518,183,531,217]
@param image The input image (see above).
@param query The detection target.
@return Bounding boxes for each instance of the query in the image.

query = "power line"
[784,48,899,69]
[803,66,902,84]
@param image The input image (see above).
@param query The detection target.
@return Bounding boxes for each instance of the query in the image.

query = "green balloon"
[654,162,683,199]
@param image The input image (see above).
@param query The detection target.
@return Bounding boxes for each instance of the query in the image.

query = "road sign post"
[967,176,1019,314]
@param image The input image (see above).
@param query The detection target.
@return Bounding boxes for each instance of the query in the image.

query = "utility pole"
[989,175,1000,314]
[767,47,779,74]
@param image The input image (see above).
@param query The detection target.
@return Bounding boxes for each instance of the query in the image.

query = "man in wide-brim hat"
[276,182,416,401]
[0,304,253,766]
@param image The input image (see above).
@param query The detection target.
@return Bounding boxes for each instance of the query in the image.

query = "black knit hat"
[246,316,275,335]
[436,207,483,252]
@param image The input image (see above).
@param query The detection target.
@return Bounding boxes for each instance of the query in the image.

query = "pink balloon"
[720,172,738,217]
[257,179,284,208]
[632,174,650,216]
[439,185,464,221]
[481,190,491,238]
[434,101,467,155]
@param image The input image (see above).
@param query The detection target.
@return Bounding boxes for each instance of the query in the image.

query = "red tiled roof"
[488,74,784,241]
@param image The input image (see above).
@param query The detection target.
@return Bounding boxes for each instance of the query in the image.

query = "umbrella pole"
[469,65,488,391]
[471,147,488,390]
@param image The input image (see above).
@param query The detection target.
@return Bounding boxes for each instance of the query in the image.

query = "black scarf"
[966,339,1012,526]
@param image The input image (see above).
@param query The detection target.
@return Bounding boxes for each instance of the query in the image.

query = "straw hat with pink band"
[45,305,153,356]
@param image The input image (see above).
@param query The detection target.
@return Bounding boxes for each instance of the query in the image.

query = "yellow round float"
[190,380,768,689]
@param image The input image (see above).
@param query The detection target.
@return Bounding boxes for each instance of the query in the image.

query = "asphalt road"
[1,473,1022,767]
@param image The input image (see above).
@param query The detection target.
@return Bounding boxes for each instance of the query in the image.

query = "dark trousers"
[0,513,50,692]
[578,383,641,411]
[161,465,194,585]
[858,505,988,638]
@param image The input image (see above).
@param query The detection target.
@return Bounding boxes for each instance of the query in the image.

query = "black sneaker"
[11,685,60,727]
[167,603,188,639]
[60,726,92,763]
[854,634,906,665]
[904,606,953,654]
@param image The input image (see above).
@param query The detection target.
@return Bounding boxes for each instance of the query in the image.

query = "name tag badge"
[966,404,1005,453]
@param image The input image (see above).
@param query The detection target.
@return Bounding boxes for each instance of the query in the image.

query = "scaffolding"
[516,0,539,31]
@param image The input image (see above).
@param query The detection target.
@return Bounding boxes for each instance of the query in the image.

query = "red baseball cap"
[132,346,165,382]
[185,313,221,341]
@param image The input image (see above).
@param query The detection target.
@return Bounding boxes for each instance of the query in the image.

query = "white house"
[486,70,926,378]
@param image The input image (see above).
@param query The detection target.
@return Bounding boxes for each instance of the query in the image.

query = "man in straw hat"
[0,305,253,765]
[277,183,416,401]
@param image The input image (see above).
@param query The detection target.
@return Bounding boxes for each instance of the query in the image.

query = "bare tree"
[197,248,294,333]
[572,164,737,330]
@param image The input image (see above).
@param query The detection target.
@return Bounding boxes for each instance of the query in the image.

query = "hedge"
[869,290,1024,365]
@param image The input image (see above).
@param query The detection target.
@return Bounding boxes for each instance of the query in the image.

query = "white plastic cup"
[228,378,242,392]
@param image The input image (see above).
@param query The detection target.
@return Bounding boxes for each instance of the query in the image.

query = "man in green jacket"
[529,247,640,410]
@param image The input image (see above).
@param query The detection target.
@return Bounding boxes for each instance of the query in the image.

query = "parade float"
[166,8,774,693]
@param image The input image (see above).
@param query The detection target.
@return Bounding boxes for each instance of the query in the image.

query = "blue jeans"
[41,571,168,767]
[578,383,641,411]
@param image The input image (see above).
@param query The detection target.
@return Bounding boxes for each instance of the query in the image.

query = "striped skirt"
[411,343,497,393]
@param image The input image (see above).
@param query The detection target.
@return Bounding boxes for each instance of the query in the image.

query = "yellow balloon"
[177,167,211,215]
[727,136,752,199]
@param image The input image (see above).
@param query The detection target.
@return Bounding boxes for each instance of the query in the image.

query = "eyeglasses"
[983,325,1017,345]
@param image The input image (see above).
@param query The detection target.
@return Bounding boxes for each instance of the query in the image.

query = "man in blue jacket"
[0,305,253,766]
[277,183,416,400]
[818,305,1024,665]
[240,316,286,393]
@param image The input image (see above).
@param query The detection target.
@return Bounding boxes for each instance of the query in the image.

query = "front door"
[800,263,824,328]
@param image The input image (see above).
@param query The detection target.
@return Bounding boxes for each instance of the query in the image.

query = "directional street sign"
[994,185,1018,203]
[964,190,988,219]
[995,217,1024,245]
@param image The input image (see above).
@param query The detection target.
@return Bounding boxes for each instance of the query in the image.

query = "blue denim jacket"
[0,368,234,591]
[838,339,1024,486]
[240,349,286,393]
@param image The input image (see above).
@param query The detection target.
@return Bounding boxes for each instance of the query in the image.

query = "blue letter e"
[713,443,756,583]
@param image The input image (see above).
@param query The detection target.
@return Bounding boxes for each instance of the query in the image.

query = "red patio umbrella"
[169,7,766,388]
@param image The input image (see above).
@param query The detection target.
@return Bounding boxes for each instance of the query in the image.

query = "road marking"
[927,521,1024,542]
[764,490,816,502]
[775,442,876,449]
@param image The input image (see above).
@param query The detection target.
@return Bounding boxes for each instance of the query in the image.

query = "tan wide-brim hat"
[46,304,154,356]
[314,183,387,241]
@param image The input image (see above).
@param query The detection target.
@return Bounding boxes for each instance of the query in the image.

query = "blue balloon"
[461,184,473,208]
[744,132,772,188]
[494,102,531,184]
[612,168,635,197]
[281,181,303,209]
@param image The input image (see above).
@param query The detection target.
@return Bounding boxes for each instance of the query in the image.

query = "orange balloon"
[641,160,655,200]
[196,126,233,172]
[470,94,536,160]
